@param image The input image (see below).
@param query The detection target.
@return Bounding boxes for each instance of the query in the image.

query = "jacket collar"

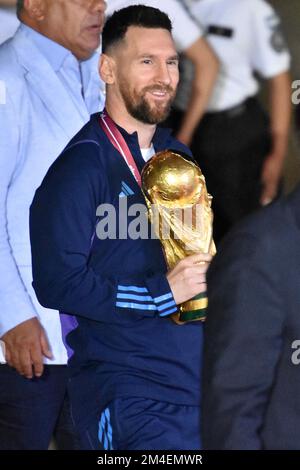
[116,122,173,151]
[93,112,175,190]
[11,26,96,139]
[19,23,70,73]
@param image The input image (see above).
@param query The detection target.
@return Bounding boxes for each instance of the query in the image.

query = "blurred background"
[0,0,299,192]
[265,0,300,192]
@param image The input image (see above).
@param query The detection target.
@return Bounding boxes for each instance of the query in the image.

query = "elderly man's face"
[40,0,106,60]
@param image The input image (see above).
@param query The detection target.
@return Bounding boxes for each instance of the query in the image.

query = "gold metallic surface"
[183,297,208,311]
[141,150,216,322]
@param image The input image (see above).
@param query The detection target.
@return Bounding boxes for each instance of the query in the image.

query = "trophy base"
[179,292,208,322]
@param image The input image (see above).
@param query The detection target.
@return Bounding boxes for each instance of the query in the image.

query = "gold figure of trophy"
[141,150,216,323]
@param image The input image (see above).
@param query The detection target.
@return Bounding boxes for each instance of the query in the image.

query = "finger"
[40,331,53,360]
[193,284,207,295]
[261,197,273,206]
[19,348,34,379]
[260,192,274,206]
[260,185,276,206]
[191,280,207,291]
[186,272,207,285]
[30,343,44,378]
[182,266,210,280]
[195,273,208,284]
[194,263,211,274]
[185,253,213,265]
[4,346,13,367]
[10,349,22,374]
[182,274,207,290]
[187,283,207,299]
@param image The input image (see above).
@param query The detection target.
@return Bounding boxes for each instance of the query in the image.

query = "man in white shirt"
[0,0,19,44]
[177,0,291,242]
[106,0,219,146]
[0,0,106,449]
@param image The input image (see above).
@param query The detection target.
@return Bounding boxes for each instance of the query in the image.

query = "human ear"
[99,54,116,85]
[24,0,46,21]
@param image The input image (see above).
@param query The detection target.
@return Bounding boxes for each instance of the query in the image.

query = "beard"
[120,83,176,125]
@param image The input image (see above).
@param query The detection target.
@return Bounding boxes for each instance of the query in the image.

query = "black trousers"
[169,98,272,243]
[0,364,80,450]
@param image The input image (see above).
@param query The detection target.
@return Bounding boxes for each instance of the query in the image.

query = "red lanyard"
[99,110,142,187]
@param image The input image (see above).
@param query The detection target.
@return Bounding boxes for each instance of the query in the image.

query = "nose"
[90,0,107,14]
[155,62,172,87]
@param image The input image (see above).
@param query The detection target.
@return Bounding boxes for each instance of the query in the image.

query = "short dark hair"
[102,5,172,53]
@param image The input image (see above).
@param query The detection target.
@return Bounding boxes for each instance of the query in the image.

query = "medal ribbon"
[99,110,142,187]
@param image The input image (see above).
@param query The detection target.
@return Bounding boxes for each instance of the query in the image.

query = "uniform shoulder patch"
[270,25,288,53]
[266,14,288,53]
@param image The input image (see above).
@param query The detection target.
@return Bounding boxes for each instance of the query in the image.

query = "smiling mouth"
[148,90,170,99]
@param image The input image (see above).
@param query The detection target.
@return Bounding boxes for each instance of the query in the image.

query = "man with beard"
[105,0,219,147]
[29,5,211,450]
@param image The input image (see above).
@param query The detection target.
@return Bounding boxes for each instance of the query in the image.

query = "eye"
[142,59,153,65]
[167,60,179,66]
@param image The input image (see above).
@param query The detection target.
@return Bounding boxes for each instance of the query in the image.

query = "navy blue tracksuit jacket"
[30,113,203,431]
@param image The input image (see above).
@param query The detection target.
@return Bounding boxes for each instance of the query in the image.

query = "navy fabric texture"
[30,114,204,432]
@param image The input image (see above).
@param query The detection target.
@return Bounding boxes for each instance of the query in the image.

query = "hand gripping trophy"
[141,150,216,324]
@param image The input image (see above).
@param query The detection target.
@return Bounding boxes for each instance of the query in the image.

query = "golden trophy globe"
[141,150,216,323]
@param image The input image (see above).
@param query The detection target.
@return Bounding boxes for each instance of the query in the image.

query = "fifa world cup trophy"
[141,150,216,323]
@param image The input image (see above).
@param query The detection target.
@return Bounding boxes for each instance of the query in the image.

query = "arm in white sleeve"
[0,85,37,338]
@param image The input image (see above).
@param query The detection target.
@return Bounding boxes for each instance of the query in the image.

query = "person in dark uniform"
[174,0,291,242]
[202,183,300,449]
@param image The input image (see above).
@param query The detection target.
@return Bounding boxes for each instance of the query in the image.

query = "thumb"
[40,330,53,359]
[185,253,212,265]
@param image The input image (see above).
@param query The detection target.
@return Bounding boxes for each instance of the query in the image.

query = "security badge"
[266,14,288,53]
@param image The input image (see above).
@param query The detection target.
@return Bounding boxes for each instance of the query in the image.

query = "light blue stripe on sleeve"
[122,181,134,195]
[159,306,178,317]
[104,408,110,420]
[157,300,177,312]
[98,413,105,443]
[116,302,157,311]
[103,434,109,450]
[98,410,107,447]
[153,292,173,304]
[105,408,113,450]
[98,407,114,451]
[121,185,129,196]
[118,285,149,293]
[117,293,153,302]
